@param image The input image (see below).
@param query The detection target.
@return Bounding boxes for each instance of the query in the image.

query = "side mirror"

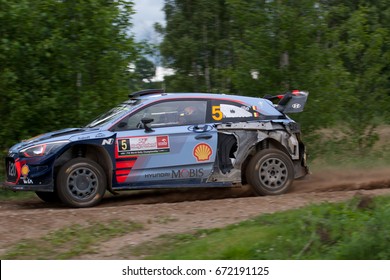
[117,122,127,128]
[141,118,154,133]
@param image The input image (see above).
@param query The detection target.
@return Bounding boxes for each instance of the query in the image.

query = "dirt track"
[1,167,390,259]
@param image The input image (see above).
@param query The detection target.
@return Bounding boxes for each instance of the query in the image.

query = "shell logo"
[193,143,212,162]
[21,164,30,177]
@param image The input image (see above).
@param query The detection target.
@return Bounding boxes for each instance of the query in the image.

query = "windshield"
[85,99,141,128]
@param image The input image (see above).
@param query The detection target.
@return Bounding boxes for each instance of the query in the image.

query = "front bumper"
[4,155,55,192]
[2,181,54,192]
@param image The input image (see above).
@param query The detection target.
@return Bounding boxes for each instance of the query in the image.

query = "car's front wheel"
[246,149,294,196]
[56,158,106,208]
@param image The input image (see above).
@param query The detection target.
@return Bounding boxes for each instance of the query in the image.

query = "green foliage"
[0,0,138,151]
[326,3,390,151]
[157,0,234,93]
[2,220,143,260]
[127,195,390,260]
[0,188,35,200]
[158,0,390,151]
[128,54,161,91]
[305,124,390,165]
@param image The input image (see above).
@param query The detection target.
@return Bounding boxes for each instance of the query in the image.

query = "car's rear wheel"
[35,191,60,203]
[246,149,294,196]
[56,158,106,208]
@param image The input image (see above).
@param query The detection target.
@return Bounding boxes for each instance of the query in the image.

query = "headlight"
[20,141,69,157]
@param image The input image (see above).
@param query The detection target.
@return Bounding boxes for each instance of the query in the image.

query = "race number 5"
[119,139,129,151]
[212,105,223,121]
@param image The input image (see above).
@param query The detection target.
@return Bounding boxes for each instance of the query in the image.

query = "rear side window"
[208,100,260,123]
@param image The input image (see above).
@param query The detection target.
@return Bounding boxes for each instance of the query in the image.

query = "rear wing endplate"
[264,90,309,113]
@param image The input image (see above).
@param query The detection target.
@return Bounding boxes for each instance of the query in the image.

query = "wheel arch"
[54,144,114,193]
[241,138,291,185]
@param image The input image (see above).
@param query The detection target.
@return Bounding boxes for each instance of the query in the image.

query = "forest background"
[1,0,389,172]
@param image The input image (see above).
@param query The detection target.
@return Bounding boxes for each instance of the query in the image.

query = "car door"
[112,99,218,187]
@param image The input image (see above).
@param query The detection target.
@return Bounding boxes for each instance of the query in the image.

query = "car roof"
[133,91,266,105]
[131,89,260,100]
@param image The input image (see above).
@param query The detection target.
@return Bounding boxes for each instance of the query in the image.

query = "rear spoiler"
[264,90,309,113]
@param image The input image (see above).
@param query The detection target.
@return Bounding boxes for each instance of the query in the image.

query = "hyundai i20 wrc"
[3,89,309,207]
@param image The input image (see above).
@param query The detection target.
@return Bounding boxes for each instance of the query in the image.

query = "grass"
[122,195,390,260]
[305,125,390,168]
[308,148,390,169]
[0,189,36,200]
[1,220,143,260]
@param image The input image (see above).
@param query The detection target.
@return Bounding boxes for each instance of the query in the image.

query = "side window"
[113,100,207,130]
[209,100,259,122]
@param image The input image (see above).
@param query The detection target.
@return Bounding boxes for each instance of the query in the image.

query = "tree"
[156,0,234,93]
[0,0,138,151]
[128,56,159,91]
[157,0,340,131]
[157,0,390,146]
[322,1,390,153]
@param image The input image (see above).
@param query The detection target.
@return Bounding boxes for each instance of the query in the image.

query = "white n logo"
[102,138,114,145]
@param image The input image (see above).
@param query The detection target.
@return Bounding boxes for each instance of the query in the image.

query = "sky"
[132,0,165,42]
[132,0,172,81]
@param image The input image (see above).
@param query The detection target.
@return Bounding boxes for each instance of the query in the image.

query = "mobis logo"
[172,168,204,178]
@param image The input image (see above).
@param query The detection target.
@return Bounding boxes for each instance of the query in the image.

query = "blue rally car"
[3,89,309,207]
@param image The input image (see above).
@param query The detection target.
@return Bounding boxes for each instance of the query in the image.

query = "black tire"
[246,149,294,196]
[35,191,60,203]
[56,158,107,208]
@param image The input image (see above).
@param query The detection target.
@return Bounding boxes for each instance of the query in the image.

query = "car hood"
[9,127,102,153]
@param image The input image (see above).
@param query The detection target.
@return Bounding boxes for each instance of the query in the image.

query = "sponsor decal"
[156,136,169,148]
[78,136,90,140]
[252,105,260,117]
[220,104,253,118]
[102,138,114,145]
[193,143,212,162]
[23,178,33,184]
[115,157,137,183]
[292,103,301,109]
[145,172,171,179]
[7,159,21,183]
[20,164,33,184]
[8,162,16,177]
[172,168,204,178]
[21,165,29,177]
[144,168,205,179]
[117,135,170,156]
